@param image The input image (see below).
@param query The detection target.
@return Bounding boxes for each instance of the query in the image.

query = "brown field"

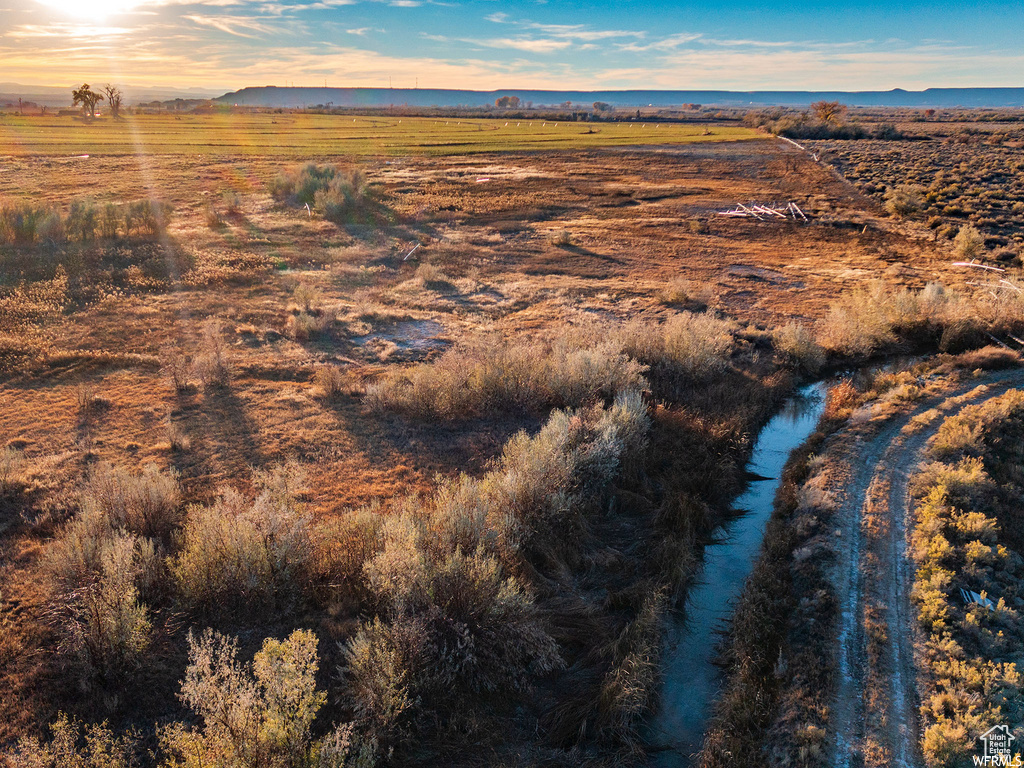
[1,140,976,509]
[2,113,1023,767]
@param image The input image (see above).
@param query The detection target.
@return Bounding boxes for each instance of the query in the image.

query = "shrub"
[953,224,986,261]
[193,319,231,388]
[4,714,137,768]
[366,334,646,419]
[313,365,348,400]
[288,310,334,342]
[615,312,735,378]
[45,510,159,690]
[126,199,172,237]
[413,262,449,288]
[56,539,154,691]
[203,203,225,230]
[291,283,322,313]
[67,200,98,242]
[344,393,649,745]
[161,628,366,768]
[81,462,181,539]
[548,229,573,246]
[161,347,193,392]
[171,482,313,617]
[657,277,705,307]
[817,288,897,356]
[166,421,191,452]
[772,322,825,372]
[348,530,561,741]
[270,163,339,205]
[884,184,925,217]
[271,164,378,224]
[100,203,120,240]
[0,446,26,494]
[45,501,162,598]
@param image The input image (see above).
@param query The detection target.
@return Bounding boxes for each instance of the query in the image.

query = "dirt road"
[829,368,1024,768]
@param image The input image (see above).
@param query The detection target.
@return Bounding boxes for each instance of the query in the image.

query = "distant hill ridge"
[216,86,1024,109]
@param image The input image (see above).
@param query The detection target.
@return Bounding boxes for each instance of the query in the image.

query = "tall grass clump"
[953,224,985,261]
[0,446,27,494]
[171,466,313,618]
[80,462,182,539]
[884,184,924,217]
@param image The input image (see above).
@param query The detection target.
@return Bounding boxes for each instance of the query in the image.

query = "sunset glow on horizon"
[4,0,1024,94]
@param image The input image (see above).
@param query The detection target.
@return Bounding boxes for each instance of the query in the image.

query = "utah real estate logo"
[976,725,1021,767]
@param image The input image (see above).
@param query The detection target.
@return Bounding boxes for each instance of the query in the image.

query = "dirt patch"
[351,319,449,361]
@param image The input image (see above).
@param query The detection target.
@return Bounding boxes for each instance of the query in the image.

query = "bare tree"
[810,100,847,126]
[103,84,123,119]
[72,84,103,119]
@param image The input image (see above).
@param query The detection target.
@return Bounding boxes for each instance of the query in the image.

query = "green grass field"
[0,113,762,157]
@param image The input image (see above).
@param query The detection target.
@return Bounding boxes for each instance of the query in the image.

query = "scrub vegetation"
[2,107,1024,768]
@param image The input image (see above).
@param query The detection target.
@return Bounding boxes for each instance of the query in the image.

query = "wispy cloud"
[183,14,279,37]
[7,23,134,38]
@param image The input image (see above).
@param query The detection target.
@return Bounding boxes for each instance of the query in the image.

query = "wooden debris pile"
[717,202,809,221]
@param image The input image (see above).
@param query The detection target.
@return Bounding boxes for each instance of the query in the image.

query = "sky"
[1,0,1023,94]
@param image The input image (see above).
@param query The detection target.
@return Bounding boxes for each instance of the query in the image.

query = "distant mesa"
[214,86,1024,109]
[3,82,1024,110]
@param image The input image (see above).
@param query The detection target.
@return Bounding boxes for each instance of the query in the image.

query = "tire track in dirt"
[830,368,1024,768]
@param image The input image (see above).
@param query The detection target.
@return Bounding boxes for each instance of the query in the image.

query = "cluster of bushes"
[270,164,383,225]
[366,312,735,419]
[810,136,1024,250]
[7,629,371,768]
[345,390,649,747]
[743,109,903,141]
[0,199,172,247]
[25,383,653,761]
[768,281,1024,373]
[812,280,1024,360]
[910,391,1024,766]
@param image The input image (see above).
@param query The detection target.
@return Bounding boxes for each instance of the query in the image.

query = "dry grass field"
[2,112,1023,767]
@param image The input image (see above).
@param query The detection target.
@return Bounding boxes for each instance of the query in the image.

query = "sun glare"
[36,0,144,19]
